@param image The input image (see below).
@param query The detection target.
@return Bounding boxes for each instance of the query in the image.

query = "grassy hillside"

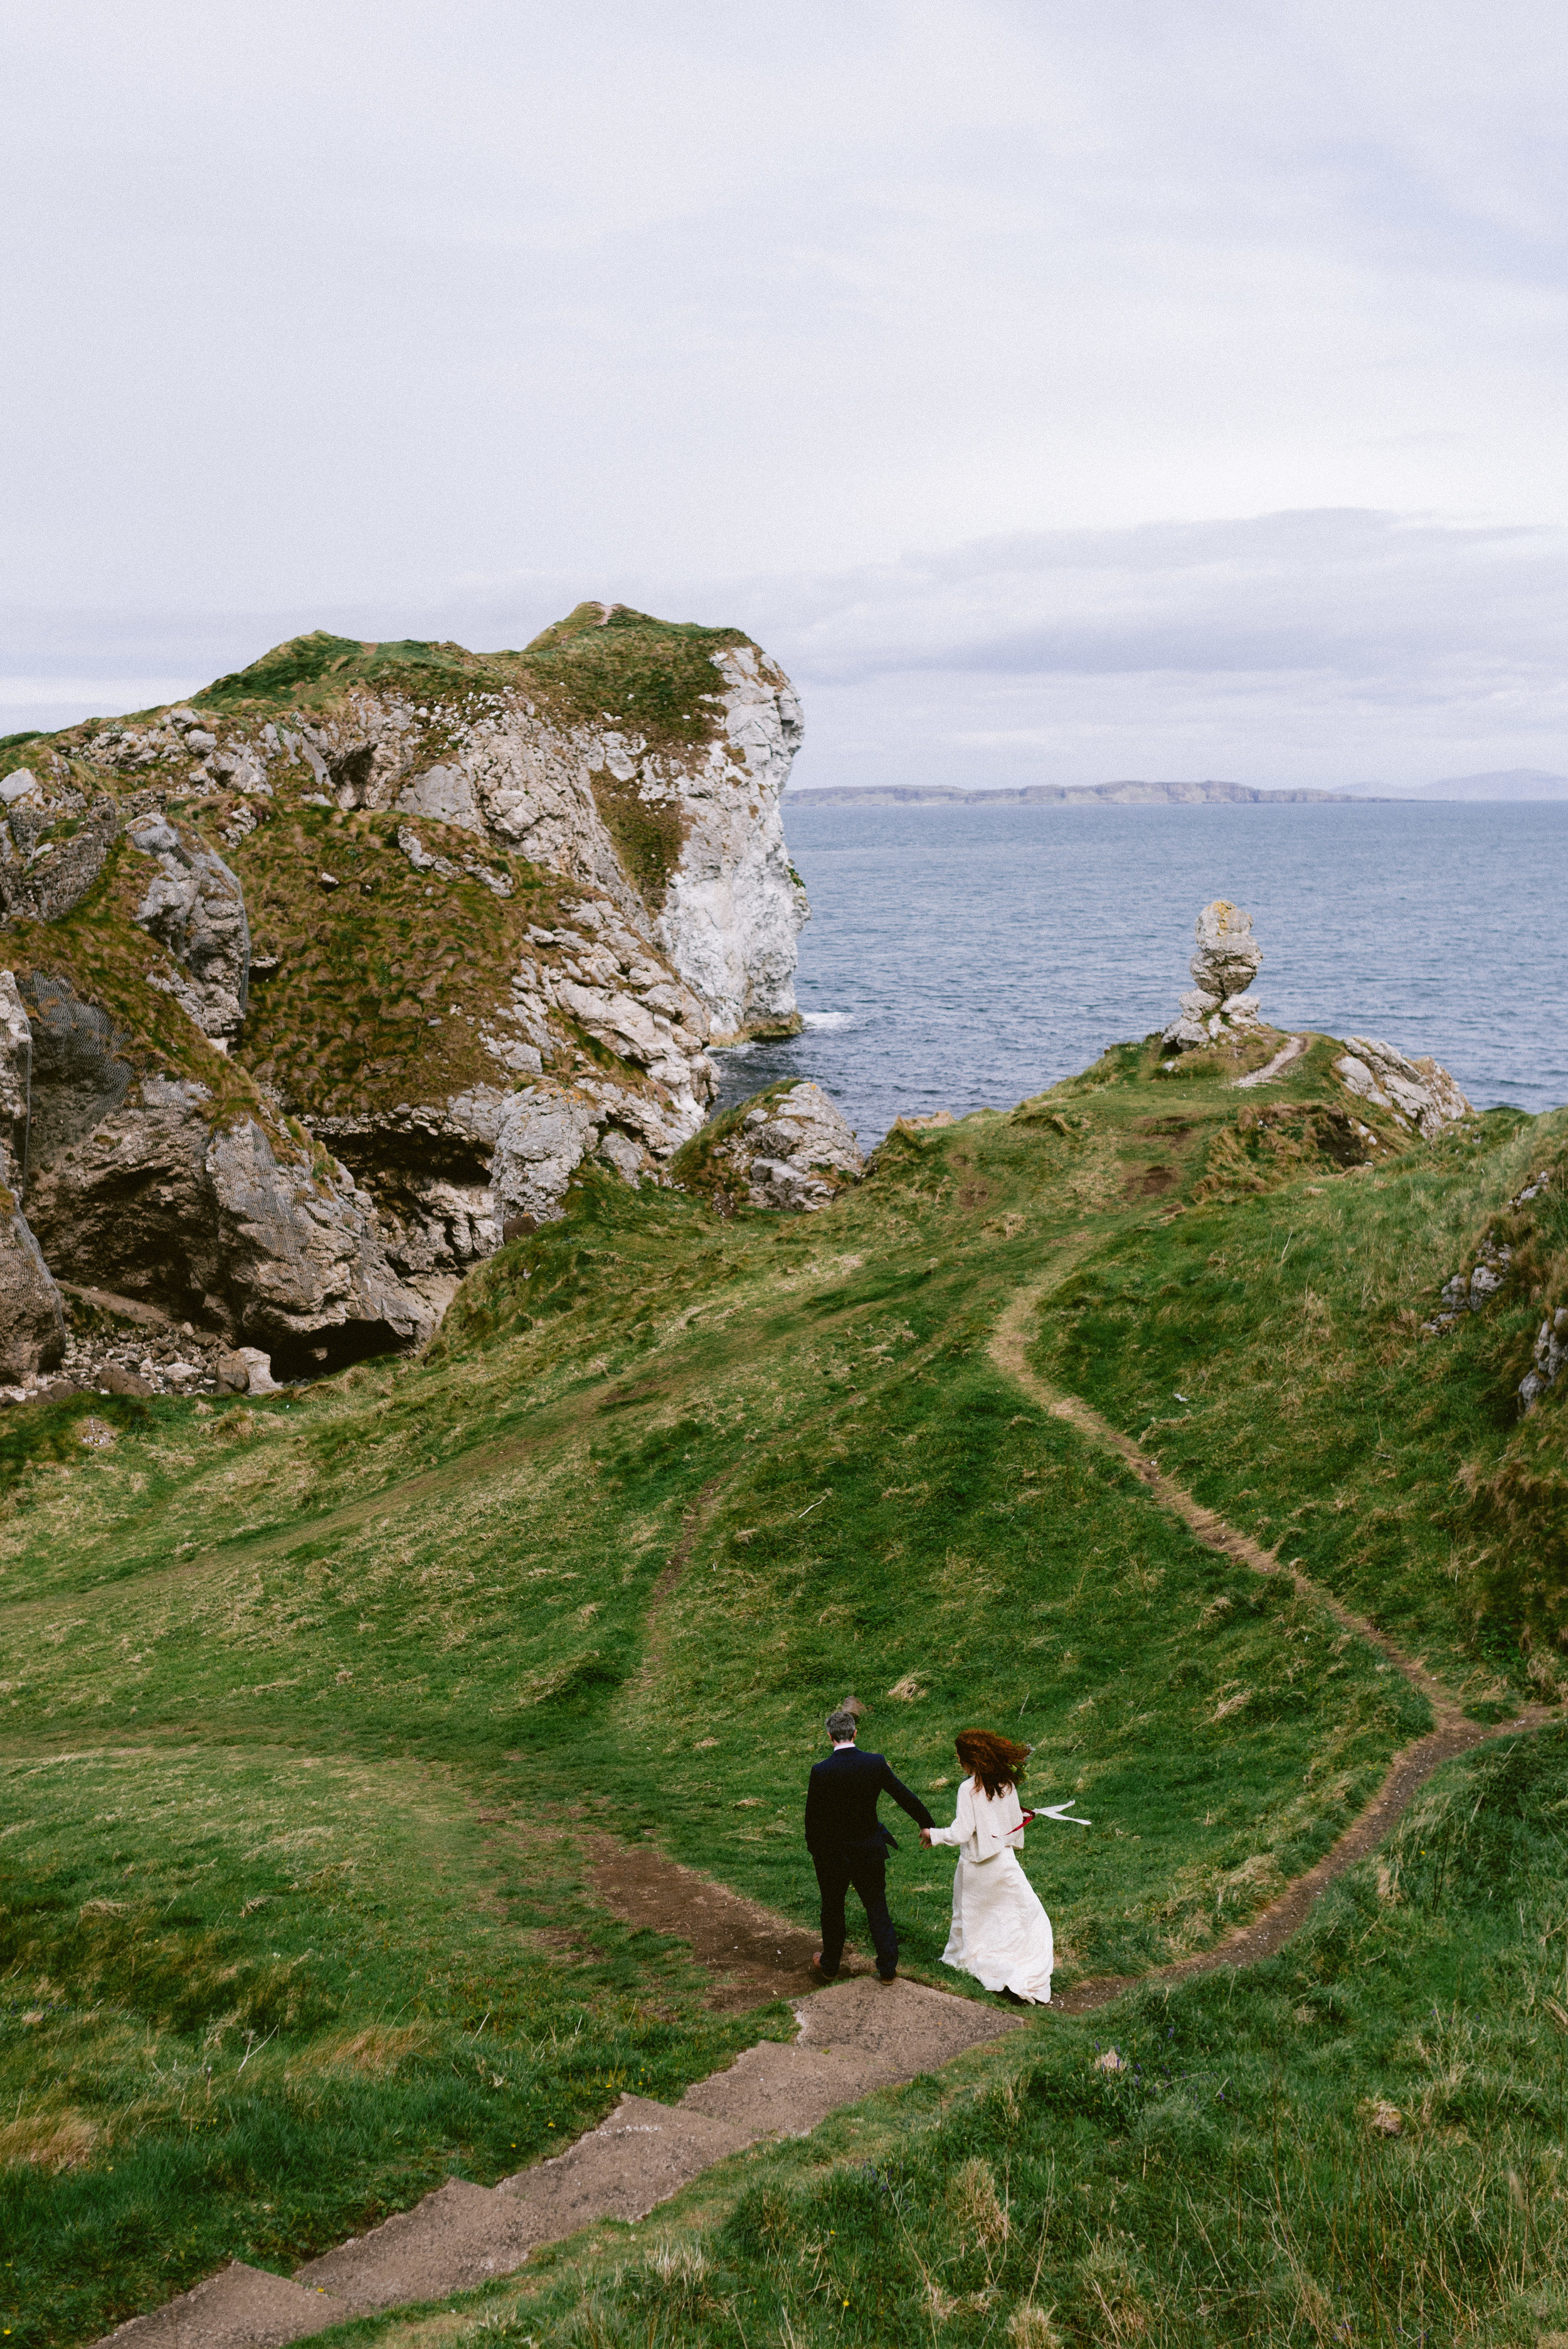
[3,1030,1565,2342]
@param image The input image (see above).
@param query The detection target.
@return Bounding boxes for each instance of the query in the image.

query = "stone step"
[292,2177,539,2314]
[679,2038,892,2136]
[87,1980,1027,2348]
[798,1975,1022,2076]
[90,2262,346,2349]
[497,2094,755,2230]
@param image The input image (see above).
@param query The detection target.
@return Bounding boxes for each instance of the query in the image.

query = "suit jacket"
[805,1746,935,1860]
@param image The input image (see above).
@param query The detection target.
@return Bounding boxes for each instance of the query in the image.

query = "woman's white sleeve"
[927,1783,972,1848]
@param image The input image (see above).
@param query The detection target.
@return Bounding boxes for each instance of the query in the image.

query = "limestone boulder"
[1333,1037,1471,1138]
[24,1076,427,1375]
[711,1081,864,1212]
[1190,900,1263,1000]
[491,1088,601,1228]
[1163,902,1268,1052]
[125,814,250,1042]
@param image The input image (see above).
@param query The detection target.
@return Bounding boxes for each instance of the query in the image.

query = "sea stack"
[1162,900,1266,1051]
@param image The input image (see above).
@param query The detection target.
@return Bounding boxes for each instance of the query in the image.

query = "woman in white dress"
[921,1729,1054,2005]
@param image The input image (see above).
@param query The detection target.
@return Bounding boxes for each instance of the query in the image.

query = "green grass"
[3,1032,1567,2339]
[1036,1090,1568,1697]
[0,1744,781,2347]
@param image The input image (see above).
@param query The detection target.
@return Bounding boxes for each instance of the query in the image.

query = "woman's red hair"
[954,1729,1029,1800]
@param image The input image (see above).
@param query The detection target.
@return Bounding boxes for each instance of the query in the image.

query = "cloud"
[692,509,1563,788]
[4,8,1567,784]
[760,511,1565,682]
[6,2,1568,611]
[4,506,1565,788]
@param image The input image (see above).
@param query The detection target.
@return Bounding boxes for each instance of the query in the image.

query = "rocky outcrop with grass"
[0,969,65,1380]
[1332,1034,1471,1138]
[0,606,808,1383]
[1160,904,1472,1152]
[666,1079,864,1213]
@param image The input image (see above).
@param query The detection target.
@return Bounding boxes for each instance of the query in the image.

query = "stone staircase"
[95,1977,1022,2349]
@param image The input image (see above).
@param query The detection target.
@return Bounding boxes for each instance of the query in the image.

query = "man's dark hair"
[825,1709,859,1742]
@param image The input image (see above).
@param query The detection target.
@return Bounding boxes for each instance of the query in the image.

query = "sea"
[712,797,1568,1147]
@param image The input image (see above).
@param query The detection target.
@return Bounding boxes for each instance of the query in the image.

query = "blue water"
[714,799,1568,1146]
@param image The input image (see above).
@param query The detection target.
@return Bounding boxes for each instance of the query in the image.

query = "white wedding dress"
[928,1779,1054,2003]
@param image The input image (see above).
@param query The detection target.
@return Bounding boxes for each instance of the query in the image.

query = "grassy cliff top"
[187,603,760,753]
[0,606,767,786]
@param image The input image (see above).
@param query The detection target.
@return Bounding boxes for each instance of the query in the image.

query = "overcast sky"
[4,1,1566,786]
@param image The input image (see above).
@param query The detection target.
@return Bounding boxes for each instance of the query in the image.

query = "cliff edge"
[0,604,808,1380]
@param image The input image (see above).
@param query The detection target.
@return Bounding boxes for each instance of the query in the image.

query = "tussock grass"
[1037,1091,1568,1691]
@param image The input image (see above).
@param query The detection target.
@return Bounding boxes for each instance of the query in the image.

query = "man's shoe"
[812,1951,838,1978]
[877,1970,898,1985]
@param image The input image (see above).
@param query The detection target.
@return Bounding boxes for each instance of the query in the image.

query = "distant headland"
[787,768,1568,806]
[785,779,1368,806]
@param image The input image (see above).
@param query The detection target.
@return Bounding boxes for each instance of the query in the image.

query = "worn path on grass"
[584,1248,1557,2010]
[988,1277,1559,2012]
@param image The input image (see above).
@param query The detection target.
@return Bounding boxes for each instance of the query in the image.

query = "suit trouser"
[813,1845,898,1977]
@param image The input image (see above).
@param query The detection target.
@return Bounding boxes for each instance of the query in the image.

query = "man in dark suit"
[805,1707,935,1983]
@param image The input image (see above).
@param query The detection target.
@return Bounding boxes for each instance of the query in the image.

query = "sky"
[4,1,1567,788]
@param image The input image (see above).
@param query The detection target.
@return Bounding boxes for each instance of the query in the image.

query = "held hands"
[919,1828,932,1847]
